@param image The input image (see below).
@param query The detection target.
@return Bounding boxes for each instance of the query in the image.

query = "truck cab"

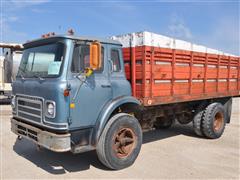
[11,34,141,169]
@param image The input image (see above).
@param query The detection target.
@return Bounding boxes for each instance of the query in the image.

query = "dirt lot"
[0,98,239,179]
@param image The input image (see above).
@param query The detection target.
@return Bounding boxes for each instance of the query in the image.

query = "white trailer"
[0,43,23,102]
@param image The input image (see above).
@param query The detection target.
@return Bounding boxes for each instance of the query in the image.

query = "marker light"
[64,89,70,97]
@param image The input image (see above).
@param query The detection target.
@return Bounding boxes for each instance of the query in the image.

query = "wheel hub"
[213,112,224,132]
[113,128,136,158]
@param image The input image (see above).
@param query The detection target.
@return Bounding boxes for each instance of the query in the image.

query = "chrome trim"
[11,118,71,152]
[43,100,67,128]
[16,93,44,100]
[16,93,68,130]
[12,114,67,130]
[18,110,42,118]
[44,100,56,118]
[17,97,42,104]
[17,96,42,123]
[11,95,16,109]
[18,104,41,111]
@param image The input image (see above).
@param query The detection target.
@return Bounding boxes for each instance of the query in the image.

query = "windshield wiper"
[33,75,45,81]
[20,74,25,80]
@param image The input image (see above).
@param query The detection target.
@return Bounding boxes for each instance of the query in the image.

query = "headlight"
[11,96,15,109]
[45,101,56,118]
[47,103,54,115]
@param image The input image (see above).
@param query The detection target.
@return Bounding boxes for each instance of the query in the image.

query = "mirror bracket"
[76,73,86,82]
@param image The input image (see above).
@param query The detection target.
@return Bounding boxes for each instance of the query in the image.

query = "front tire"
[96,113,142,170]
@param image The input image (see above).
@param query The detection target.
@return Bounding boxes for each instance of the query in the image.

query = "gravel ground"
[0,98,239,179]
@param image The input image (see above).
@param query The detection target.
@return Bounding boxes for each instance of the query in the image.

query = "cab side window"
[110,49,121,72]
[71,45,104,73]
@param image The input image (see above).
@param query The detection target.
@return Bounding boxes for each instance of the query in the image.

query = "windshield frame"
[16,40,67,79]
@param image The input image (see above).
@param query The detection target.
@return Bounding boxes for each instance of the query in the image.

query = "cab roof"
[23,35,121,48]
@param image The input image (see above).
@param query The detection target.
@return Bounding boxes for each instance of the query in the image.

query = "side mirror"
[89,41,102,70]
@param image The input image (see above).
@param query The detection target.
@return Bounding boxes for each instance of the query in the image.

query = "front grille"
[16,95,43,124]
[17,124,38,141]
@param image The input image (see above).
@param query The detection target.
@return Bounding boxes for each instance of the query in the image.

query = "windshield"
[17,42,65,78]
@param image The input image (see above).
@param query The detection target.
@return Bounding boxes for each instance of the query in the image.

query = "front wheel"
[96,113,142,170]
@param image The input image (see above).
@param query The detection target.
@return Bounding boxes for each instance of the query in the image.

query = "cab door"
[68,43,112,129]
[108,45,131,99]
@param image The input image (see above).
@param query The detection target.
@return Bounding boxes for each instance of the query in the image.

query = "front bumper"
[11,118,71,152]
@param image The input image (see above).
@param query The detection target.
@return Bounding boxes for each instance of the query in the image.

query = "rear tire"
[193,110,204,137]
[96,113,142,170]
[224,98,232,123]
[193,102,208,137]
[202,103,226,139]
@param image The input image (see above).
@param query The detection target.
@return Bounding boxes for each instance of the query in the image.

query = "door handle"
[101,84,111,88]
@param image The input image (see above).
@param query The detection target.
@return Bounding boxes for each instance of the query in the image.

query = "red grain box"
[111,31,240,106]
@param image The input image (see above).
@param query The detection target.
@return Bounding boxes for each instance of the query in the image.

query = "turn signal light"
[70,103,75,109]
[64,89,70,97]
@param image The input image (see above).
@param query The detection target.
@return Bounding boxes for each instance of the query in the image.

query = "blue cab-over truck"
[11,32,239,170]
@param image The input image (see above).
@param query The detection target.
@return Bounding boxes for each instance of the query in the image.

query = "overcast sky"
[1,0,239,55]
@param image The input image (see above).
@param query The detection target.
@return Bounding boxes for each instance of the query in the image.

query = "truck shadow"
[13,123,198,174]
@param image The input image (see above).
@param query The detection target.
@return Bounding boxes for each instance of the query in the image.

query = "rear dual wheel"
[193,103,226,139]
[193,110,204,136]
[202,103,226,139]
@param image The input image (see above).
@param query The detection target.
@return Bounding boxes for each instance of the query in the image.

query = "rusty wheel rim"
[112,128,136,158]
[213,112,224,132]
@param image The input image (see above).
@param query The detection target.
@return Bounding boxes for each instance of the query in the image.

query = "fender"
[91,95,140,145]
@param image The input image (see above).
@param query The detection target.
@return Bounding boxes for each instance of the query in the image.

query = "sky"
[0,0,239,55]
